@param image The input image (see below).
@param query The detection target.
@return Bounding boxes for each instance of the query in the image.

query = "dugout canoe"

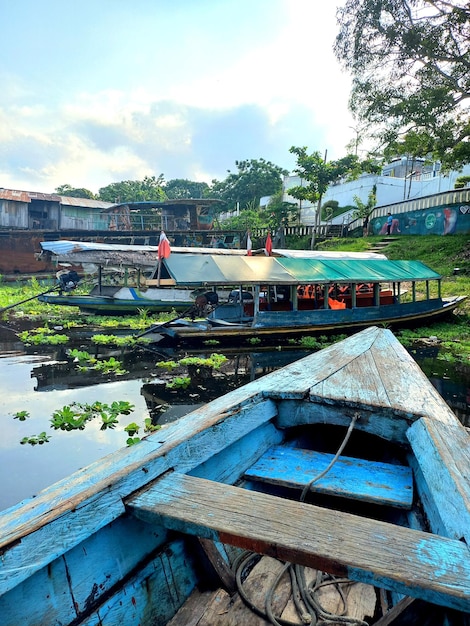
[0,327,469,625]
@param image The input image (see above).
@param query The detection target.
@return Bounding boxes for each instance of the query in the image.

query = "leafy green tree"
[219,208,267,232]
[98,175,166,203]
[55,184,96,199]
[455,175,470,189]
[288,148,377,247]
[164,179,210,199]
[264,190,298,231]
[211,158,288,213]
[351,185,377,227]
[335,0,470,169]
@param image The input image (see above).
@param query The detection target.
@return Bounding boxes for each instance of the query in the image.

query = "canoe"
[38,285,196,314]
[0,327,469,625]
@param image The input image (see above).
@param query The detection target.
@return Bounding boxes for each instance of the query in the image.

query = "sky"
[0,0,354,195]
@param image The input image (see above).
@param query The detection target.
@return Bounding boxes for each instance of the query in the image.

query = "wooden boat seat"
[244,446,413,509]
[126,472,470,613]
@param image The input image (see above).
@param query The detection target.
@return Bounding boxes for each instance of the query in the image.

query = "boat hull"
[1,328,469,625]
[38,291,194,314]
[154,296,466,345]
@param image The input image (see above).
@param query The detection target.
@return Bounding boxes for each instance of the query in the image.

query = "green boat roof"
[162,255,441,286]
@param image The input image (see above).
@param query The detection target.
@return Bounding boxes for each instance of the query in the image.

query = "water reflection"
[0,324,468,512]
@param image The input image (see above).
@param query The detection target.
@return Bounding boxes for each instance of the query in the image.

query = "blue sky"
[1,1,354,194]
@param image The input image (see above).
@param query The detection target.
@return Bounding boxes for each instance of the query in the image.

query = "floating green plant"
[13,410,30,421]
[178,354,228,369]
[49,400,135,432]
[166,376,191,390]
[144,417,161,433]
[18,330,69,345]
[124,422,140,436]
[126,437,141,446]
[20,432,51,446]
[156,360,180,371]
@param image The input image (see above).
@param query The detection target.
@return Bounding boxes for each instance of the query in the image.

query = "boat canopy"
[162,254,441,286]
[40,240,387,262]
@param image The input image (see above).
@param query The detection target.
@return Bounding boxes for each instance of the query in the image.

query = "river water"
[0,324,468,512]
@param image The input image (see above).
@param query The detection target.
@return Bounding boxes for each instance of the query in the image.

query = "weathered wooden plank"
[197,589,234,626]
[198,538,236,592]
[0,399,277,595]
[2,537,197,626]
[307,328,456,424]
[0,489,125,596]
[212,556,291,625]
[244,446,413,508]
[276,399,412,444]
[127,472,470,613]
[167,589,222,626]
[407,417,470,543]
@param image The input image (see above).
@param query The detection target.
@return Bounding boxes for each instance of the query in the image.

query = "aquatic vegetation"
[50,401,135,432]
[18,330,69,345]
[166,376,191,390]
[93,357,128,375]
[247,337,261,345]
[13,410,30,421]
[124,422,140,436]
[20,432,51,446]
[144,417,161,433]
[156,360,180,371]
[179,354,228,369]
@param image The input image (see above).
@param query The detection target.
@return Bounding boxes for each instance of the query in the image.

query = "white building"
[283,160,470,226]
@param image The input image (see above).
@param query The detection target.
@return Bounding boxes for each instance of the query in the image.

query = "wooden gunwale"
[0,327,468,623]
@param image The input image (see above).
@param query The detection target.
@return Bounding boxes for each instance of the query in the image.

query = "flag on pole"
[157,231,171,260]
[264,232,272,256]
[246,232,252,256]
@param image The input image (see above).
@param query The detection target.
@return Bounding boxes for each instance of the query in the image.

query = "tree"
[288,148,379,247]
[351,185,377,225]
[455,175,470,189]
[335,0,470,169]
[264,190,299,232]
[55,184,96,199]
[164,179,210,199]
[210,158,288,213]
[98,175,166,203]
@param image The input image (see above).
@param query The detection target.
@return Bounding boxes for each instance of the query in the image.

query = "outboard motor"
[194,291,219,316]
[57,270,80,293]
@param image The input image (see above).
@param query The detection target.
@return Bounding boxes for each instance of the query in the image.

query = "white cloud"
[0,1,354,193]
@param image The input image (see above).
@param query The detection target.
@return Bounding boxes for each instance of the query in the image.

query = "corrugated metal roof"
[0,189,31,202]
[39,240,386,260]
[59,197,113,209]
[163,255,441,286]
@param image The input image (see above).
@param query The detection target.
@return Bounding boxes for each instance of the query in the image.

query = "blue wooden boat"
[0,327,469,625]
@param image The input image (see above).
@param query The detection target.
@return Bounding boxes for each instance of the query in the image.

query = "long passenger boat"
[142,253,465,345]
[0,327,468,625]
[36,240,387,315]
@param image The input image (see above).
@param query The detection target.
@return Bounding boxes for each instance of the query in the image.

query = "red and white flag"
[157,231,171,260]
[246,232,252,256]
[264,232,272,256]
